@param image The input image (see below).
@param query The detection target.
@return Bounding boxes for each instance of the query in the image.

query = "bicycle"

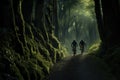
[80,45,84,55]
[72,47,76,56]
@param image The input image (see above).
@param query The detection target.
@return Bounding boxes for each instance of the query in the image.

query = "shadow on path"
[49,54,116,80]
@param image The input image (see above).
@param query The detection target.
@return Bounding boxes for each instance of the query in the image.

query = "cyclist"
[79,40,85,55]
[71,40,78,56]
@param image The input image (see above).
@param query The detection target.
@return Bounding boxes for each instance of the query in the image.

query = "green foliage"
[58,0,100,53]
[88,40,101,53]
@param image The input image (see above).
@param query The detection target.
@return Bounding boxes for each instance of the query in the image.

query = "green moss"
[40,48,51,61]
[46,43,57,63]
[56,51,63,61]
[25,23,34,39]
[15,61,30,80]
[49,34,60,48]
[0,0,66,80]
[0,31,65,80]
[58,46,68,57]
[10,64,24,80]
[88,40,101,55]
[33,53,53,74]
[28,61,45,80]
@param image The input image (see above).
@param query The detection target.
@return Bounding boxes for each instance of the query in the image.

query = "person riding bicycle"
[71,40,78,56]
[79,40,85,55]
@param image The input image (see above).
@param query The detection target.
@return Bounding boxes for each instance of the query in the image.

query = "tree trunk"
[94,0,105,42]
[101,0,120,47]
[53,0,59,38]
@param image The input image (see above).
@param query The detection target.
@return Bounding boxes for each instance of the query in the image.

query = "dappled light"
[58,0,100,54]
[1,0,120,80]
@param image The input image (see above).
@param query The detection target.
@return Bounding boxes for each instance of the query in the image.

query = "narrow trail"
[49,54,116,80]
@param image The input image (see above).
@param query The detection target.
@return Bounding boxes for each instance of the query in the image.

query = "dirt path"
[49,54,116,80]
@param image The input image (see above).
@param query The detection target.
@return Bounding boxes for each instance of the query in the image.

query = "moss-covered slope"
[0,0,66,80]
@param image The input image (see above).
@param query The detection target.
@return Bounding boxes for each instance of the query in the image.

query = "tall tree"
[101,0,120,47]
[53,0,59,38]
[94,0,105,42]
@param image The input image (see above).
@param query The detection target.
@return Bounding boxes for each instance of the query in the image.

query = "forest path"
[49,54,116,80]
